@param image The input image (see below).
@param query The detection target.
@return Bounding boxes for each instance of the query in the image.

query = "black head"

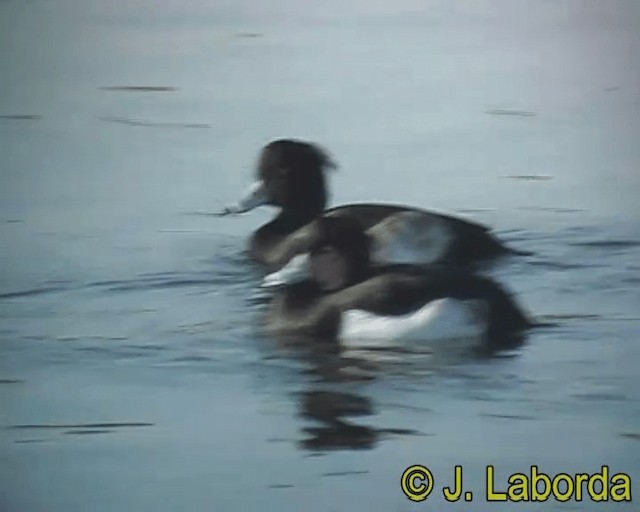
[309,216,372,291]
[257,139,335,219]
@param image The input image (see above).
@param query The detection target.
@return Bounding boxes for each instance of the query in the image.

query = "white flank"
[368,212,454,266]
[338,298,488,348]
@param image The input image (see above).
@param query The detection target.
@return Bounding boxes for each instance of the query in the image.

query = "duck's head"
[223,139,335,220]
[308,216,372,292]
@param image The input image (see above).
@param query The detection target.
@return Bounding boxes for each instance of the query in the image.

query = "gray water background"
[1,0,639,510]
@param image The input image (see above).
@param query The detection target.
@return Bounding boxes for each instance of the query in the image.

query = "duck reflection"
[264,338,426,451]
[299,390,378,451]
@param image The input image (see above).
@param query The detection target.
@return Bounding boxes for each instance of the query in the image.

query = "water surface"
[1,0,639,510]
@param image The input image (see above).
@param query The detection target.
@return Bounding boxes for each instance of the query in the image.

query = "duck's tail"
[527,318,560,329]
[475,231,535,260]
[480,229,534,257]
[505,245,535,257]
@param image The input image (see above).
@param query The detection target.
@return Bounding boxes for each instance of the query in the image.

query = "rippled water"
[1,0,639,510]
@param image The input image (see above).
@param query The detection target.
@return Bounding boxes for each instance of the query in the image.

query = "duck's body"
[260,206,510,288]
[221,140,528,271]
[252,203,508,269]
[268,265,529,350]
[264,216,531,351]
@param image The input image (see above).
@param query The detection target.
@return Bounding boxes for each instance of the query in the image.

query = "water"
[1,0,639,510]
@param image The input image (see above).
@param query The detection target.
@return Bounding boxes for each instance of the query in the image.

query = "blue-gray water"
[1,0,639,510]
